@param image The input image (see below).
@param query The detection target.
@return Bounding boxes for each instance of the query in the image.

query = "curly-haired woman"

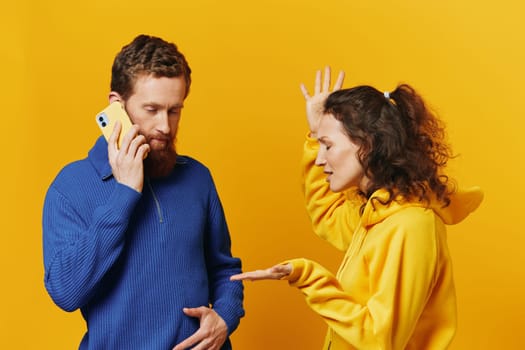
[232,68,483,350]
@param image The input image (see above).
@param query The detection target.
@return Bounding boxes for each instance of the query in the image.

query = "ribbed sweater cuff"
[214,305,241,335]
[106,183,142,221]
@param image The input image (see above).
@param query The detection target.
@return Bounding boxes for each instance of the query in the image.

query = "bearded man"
[42,34,244,350]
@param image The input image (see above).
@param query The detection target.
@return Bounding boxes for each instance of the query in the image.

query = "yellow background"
[2,0,524,348]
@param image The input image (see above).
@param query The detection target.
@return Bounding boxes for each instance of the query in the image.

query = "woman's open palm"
[300,66,345,136]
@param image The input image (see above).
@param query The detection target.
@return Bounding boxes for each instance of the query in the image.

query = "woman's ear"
[108,91,122,104]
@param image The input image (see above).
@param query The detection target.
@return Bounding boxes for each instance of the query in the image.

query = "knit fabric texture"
[43,136,244,349]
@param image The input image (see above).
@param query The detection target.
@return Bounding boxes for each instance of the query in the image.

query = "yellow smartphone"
[95,101,133,148]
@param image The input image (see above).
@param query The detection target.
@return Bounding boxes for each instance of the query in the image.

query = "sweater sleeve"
[204,177,244,335]
[302,135,363,252]
[42,182,141,312]
[285,219,439,350]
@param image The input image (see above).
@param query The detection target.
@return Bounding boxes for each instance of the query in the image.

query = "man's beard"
[144,141,178,178]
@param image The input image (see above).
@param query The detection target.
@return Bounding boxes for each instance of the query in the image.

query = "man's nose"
[156,111,171,134]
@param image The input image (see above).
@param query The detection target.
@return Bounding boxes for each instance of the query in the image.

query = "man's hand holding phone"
[107,121,150,193]
[96,101,149,192]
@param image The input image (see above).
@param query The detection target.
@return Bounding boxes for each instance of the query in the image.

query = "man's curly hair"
[110,34,192,100]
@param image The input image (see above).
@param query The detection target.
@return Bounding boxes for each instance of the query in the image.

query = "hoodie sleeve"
[302,135,363,252]
[283,212,442,350]
[283,258,382,348]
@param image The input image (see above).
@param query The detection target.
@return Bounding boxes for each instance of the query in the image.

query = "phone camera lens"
[101,122,107,127]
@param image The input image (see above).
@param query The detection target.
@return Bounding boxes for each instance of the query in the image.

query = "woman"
[231,68,483,349]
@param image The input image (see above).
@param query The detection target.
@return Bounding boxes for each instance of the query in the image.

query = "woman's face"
[315,114,367,192]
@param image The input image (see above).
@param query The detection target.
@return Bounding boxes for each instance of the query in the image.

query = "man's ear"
[108,91,122,104]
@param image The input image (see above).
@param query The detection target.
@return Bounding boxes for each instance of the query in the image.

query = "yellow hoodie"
[284,137,483,350]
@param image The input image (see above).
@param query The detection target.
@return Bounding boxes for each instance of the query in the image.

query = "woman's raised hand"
[300,66,345,138]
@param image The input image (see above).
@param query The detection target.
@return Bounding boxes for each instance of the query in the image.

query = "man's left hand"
[173,307,228,350]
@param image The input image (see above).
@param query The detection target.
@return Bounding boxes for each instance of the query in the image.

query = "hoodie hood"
[361,186,484,227]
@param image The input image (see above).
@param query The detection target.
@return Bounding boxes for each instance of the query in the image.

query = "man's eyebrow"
[142,102,184,108]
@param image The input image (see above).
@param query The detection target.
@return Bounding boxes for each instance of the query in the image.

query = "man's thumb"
[182,306,205,318]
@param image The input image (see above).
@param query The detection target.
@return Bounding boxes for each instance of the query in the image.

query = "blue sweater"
[43,136,244,349]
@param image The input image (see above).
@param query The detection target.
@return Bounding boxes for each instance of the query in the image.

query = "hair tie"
[384,91,390,99]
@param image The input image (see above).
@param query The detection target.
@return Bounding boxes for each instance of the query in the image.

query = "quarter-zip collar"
[88,136,114,180]
[87,136,190,181]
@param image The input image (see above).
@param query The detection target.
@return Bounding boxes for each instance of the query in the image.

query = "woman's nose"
[315,149,326,166]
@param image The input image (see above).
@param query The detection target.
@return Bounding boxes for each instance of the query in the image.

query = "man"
[42,34,244,350]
